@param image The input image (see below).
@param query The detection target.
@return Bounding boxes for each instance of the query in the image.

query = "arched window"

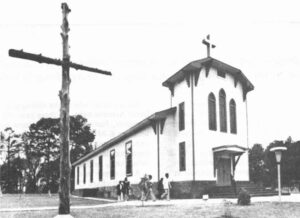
[219,89,227,132]
[230,99,237,134]
[208,93,217,130]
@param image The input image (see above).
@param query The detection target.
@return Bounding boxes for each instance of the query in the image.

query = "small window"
[219,89,227,132]
[83,163,86,184]
[179,142,186,171]
[110,150,115,180]
[77,166,80,185]
[208,93,217,131]
[90,160,93,183]
[126,141,133,176]
[179,102,185,131]
[99,156,103,181]
[230,99,237,134]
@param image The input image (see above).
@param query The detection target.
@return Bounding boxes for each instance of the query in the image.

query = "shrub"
[237,188,251,205]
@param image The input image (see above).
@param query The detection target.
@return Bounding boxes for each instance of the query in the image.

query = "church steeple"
[202,34,216,57]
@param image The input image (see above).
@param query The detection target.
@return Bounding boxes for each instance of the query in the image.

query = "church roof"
[72,107,176,166]
[162,57,254,93]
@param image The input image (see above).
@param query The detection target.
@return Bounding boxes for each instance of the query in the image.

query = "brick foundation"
[72,180,217,199]
[170,181,216,199]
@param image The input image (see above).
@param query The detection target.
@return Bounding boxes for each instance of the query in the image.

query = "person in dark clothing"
[116,181,123,201]
[122,177,130,201]
[157,178,165,199]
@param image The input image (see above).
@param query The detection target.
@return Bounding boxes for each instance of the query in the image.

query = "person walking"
[146,175,156,201]
[122,177,130,201]
[116,181,123,201]
[138,174,148,202]
[161,173,171,200]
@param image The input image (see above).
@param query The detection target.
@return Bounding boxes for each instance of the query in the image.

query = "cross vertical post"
[202,34,216,57]
[58,3,71,214]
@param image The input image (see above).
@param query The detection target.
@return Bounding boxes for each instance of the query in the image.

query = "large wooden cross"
[8,3,111,216]
[202,34,216,57]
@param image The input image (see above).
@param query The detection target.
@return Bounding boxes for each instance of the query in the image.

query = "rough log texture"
[58,2,71,214]
[8,49,111,76]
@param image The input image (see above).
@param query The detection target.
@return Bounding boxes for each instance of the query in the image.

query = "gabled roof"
[72,107,176,166]
[162,57,254,93]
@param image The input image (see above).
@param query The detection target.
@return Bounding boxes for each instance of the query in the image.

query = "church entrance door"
[217,158,231,186]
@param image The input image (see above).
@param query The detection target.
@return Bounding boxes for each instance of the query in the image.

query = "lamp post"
[270,146,287,201]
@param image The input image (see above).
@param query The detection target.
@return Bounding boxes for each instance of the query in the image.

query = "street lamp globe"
[270,146,287,163]
[270,146,287,201]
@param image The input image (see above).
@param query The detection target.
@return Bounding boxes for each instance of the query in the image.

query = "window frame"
[230,99,237,134]
[179,102,185,131]
[179,142,186,171]
[99,155,103,181]
[83,163,86,184]
[208,92,217,131]
[125,141,133,176]
[110,149,115,180]
[77,166,80,185]
[219,89,227,132]
[90,159,93,183]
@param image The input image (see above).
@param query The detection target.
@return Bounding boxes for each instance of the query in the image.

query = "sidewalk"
[1,194,299,212]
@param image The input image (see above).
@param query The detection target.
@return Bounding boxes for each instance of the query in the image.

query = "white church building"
[72,38,254,199]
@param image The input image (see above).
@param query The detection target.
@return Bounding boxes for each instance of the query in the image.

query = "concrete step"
[210,183,287,199]
[211,191,281,198]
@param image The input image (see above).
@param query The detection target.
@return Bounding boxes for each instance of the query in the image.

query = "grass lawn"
[1,200,300,218]
[0,194,109,209]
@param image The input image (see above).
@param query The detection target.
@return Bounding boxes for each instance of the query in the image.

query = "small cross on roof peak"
[202,34,216,57]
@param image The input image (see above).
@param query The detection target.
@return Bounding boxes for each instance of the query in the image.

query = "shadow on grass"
[216,215,240,218]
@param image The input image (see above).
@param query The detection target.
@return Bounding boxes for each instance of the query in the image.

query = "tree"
[22,114,95,192]
[0,128,22,192]
[69,115,95,191]
[250,139,300,188]
[280,140,300,186]
[21,131,47,193]
[263,140,284,187]
[69,115,95,163]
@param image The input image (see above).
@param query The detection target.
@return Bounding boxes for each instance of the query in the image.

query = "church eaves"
[162,57,254,95]
[72,107,176,166]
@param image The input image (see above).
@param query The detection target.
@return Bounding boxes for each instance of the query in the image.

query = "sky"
[0,0,299,148]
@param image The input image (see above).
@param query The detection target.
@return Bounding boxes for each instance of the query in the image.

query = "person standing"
[122,177,130,201]
[161,173,171,200]
[116,181,123,201]
[157,178,165,199]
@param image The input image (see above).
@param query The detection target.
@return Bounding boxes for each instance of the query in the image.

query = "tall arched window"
[208,93,217,130]
[219,89,227,132]
[230,99,237,134]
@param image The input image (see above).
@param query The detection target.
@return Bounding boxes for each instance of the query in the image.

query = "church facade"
[73,55,254,199]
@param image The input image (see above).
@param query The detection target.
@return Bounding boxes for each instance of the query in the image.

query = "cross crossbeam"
[9,49,111,75]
